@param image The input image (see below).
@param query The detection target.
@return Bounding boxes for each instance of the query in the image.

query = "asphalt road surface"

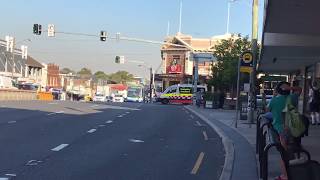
[0,101,224,180]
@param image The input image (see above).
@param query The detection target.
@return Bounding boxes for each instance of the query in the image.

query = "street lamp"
[226,0,240,34]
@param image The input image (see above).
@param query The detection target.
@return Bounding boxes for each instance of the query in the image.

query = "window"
[169,87,177,93]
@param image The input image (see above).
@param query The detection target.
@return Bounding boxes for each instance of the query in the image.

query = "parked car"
[105,96,113,102]
[113,94,124,103]
[93,94,106,102]
[84,95,93,102]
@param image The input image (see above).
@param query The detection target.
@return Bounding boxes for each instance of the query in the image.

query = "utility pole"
[193,58,199,105]
[249,0,259,124]
[149,67,153,103]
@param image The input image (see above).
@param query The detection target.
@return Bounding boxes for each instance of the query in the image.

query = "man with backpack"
[309,82,320,125]
[267,82,303,180]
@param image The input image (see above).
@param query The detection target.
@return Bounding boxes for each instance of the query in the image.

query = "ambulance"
[159,84,206,104]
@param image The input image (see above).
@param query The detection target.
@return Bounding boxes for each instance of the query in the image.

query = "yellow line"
[202,131,208,141]
[191,152,205,174]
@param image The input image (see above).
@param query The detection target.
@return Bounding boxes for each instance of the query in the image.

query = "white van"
[0,76,14,89]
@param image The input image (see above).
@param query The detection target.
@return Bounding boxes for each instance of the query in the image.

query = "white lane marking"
[51,144,69,151]
[129,139,144,143]
[87,129,97,133]
[91,104,99,108]
[125,112,130,114]
[47,111,64,116]
[117,115,123,118]
[195,121,206,127]
[191,152,205,174]
[0,177,9,180]
[5,174,16,177]
[105,120,113,124]
[48,102,58,105]
[99,124,105,127]
[8,121,16,124]
[26,160,42,166]
[195,121,202,126]
[203,131,208,141]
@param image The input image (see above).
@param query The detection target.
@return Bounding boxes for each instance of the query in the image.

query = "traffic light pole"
[193,58,199,105]
[249,0,259,124]
[149,67,153,103]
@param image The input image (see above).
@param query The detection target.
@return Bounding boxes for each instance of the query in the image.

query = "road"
[0,101,224,180]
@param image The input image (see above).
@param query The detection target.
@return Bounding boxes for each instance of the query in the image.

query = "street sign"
[21,45,28,59]
[119,56,125,64]
[116,32,121,42]
[48,24,55,37]
[191,52,216,62]
[240,51,253,73]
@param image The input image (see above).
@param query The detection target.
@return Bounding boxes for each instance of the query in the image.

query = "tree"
[94,71,108,80]
[209,34,252,94]
[109,71,134,84]
[77,68,92,79]
[60,67,75,74]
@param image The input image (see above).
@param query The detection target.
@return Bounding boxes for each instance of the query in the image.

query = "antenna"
[167,21,170,36]
[178,0,182,34]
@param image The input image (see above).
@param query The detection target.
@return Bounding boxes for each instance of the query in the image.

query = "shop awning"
[258,0,320,73]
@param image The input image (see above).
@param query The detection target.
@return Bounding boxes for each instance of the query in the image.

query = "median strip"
[51,144,69,151]
[191,152,205,174]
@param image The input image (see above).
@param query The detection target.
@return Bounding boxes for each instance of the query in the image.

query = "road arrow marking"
[203,131,208,141]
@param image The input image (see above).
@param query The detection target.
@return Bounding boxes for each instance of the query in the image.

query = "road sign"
[240,51,253,73]
[48,24,55,37]
[116,32,121,42]
[191,52,217,62]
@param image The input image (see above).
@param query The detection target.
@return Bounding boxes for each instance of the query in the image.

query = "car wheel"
[161,99,169,104]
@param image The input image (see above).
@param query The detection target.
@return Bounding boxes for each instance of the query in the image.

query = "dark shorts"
[310,101,319,112]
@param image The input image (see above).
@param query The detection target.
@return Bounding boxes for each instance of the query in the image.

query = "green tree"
[94,71,108,80]
[209,34,252,94]
[109,71,134,84]
[60,67,75,74]
[77,68,92,79]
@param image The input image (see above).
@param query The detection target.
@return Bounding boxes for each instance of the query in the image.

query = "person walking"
[309,81,320,125]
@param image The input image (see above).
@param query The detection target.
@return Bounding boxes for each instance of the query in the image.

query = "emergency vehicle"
[159,84,206,104]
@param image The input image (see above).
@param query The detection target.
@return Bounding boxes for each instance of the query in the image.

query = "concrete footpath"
[185,106,259,180]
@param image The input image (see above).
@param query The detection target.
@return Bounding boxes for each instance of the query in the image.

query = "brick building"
[47,63,61,89]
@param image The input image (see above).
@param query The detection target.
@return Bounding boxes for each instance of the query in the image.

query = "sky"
[0,0,264,78]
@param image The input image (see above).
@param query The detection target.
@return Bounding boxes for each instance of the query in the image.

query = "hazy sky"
[0,0,264,78]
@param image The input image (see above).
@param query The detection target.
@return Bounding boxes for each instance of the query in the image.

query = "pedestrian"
[308,81,320,125]
[218,90,225,109]
[267,81,302,180]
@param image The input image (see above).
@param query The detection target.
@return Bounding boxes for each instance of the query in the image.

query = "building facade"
[47,63,61,89]
[158,33,232,91]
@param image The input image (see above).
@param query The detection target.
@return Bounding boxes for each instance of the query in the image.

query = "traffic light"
[115,56,120,64]
[100,31,107,41]
[33,24,42,35]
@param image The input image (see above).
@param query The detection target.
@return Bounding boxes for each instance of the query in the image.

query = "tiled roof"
[26,56,44,68]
